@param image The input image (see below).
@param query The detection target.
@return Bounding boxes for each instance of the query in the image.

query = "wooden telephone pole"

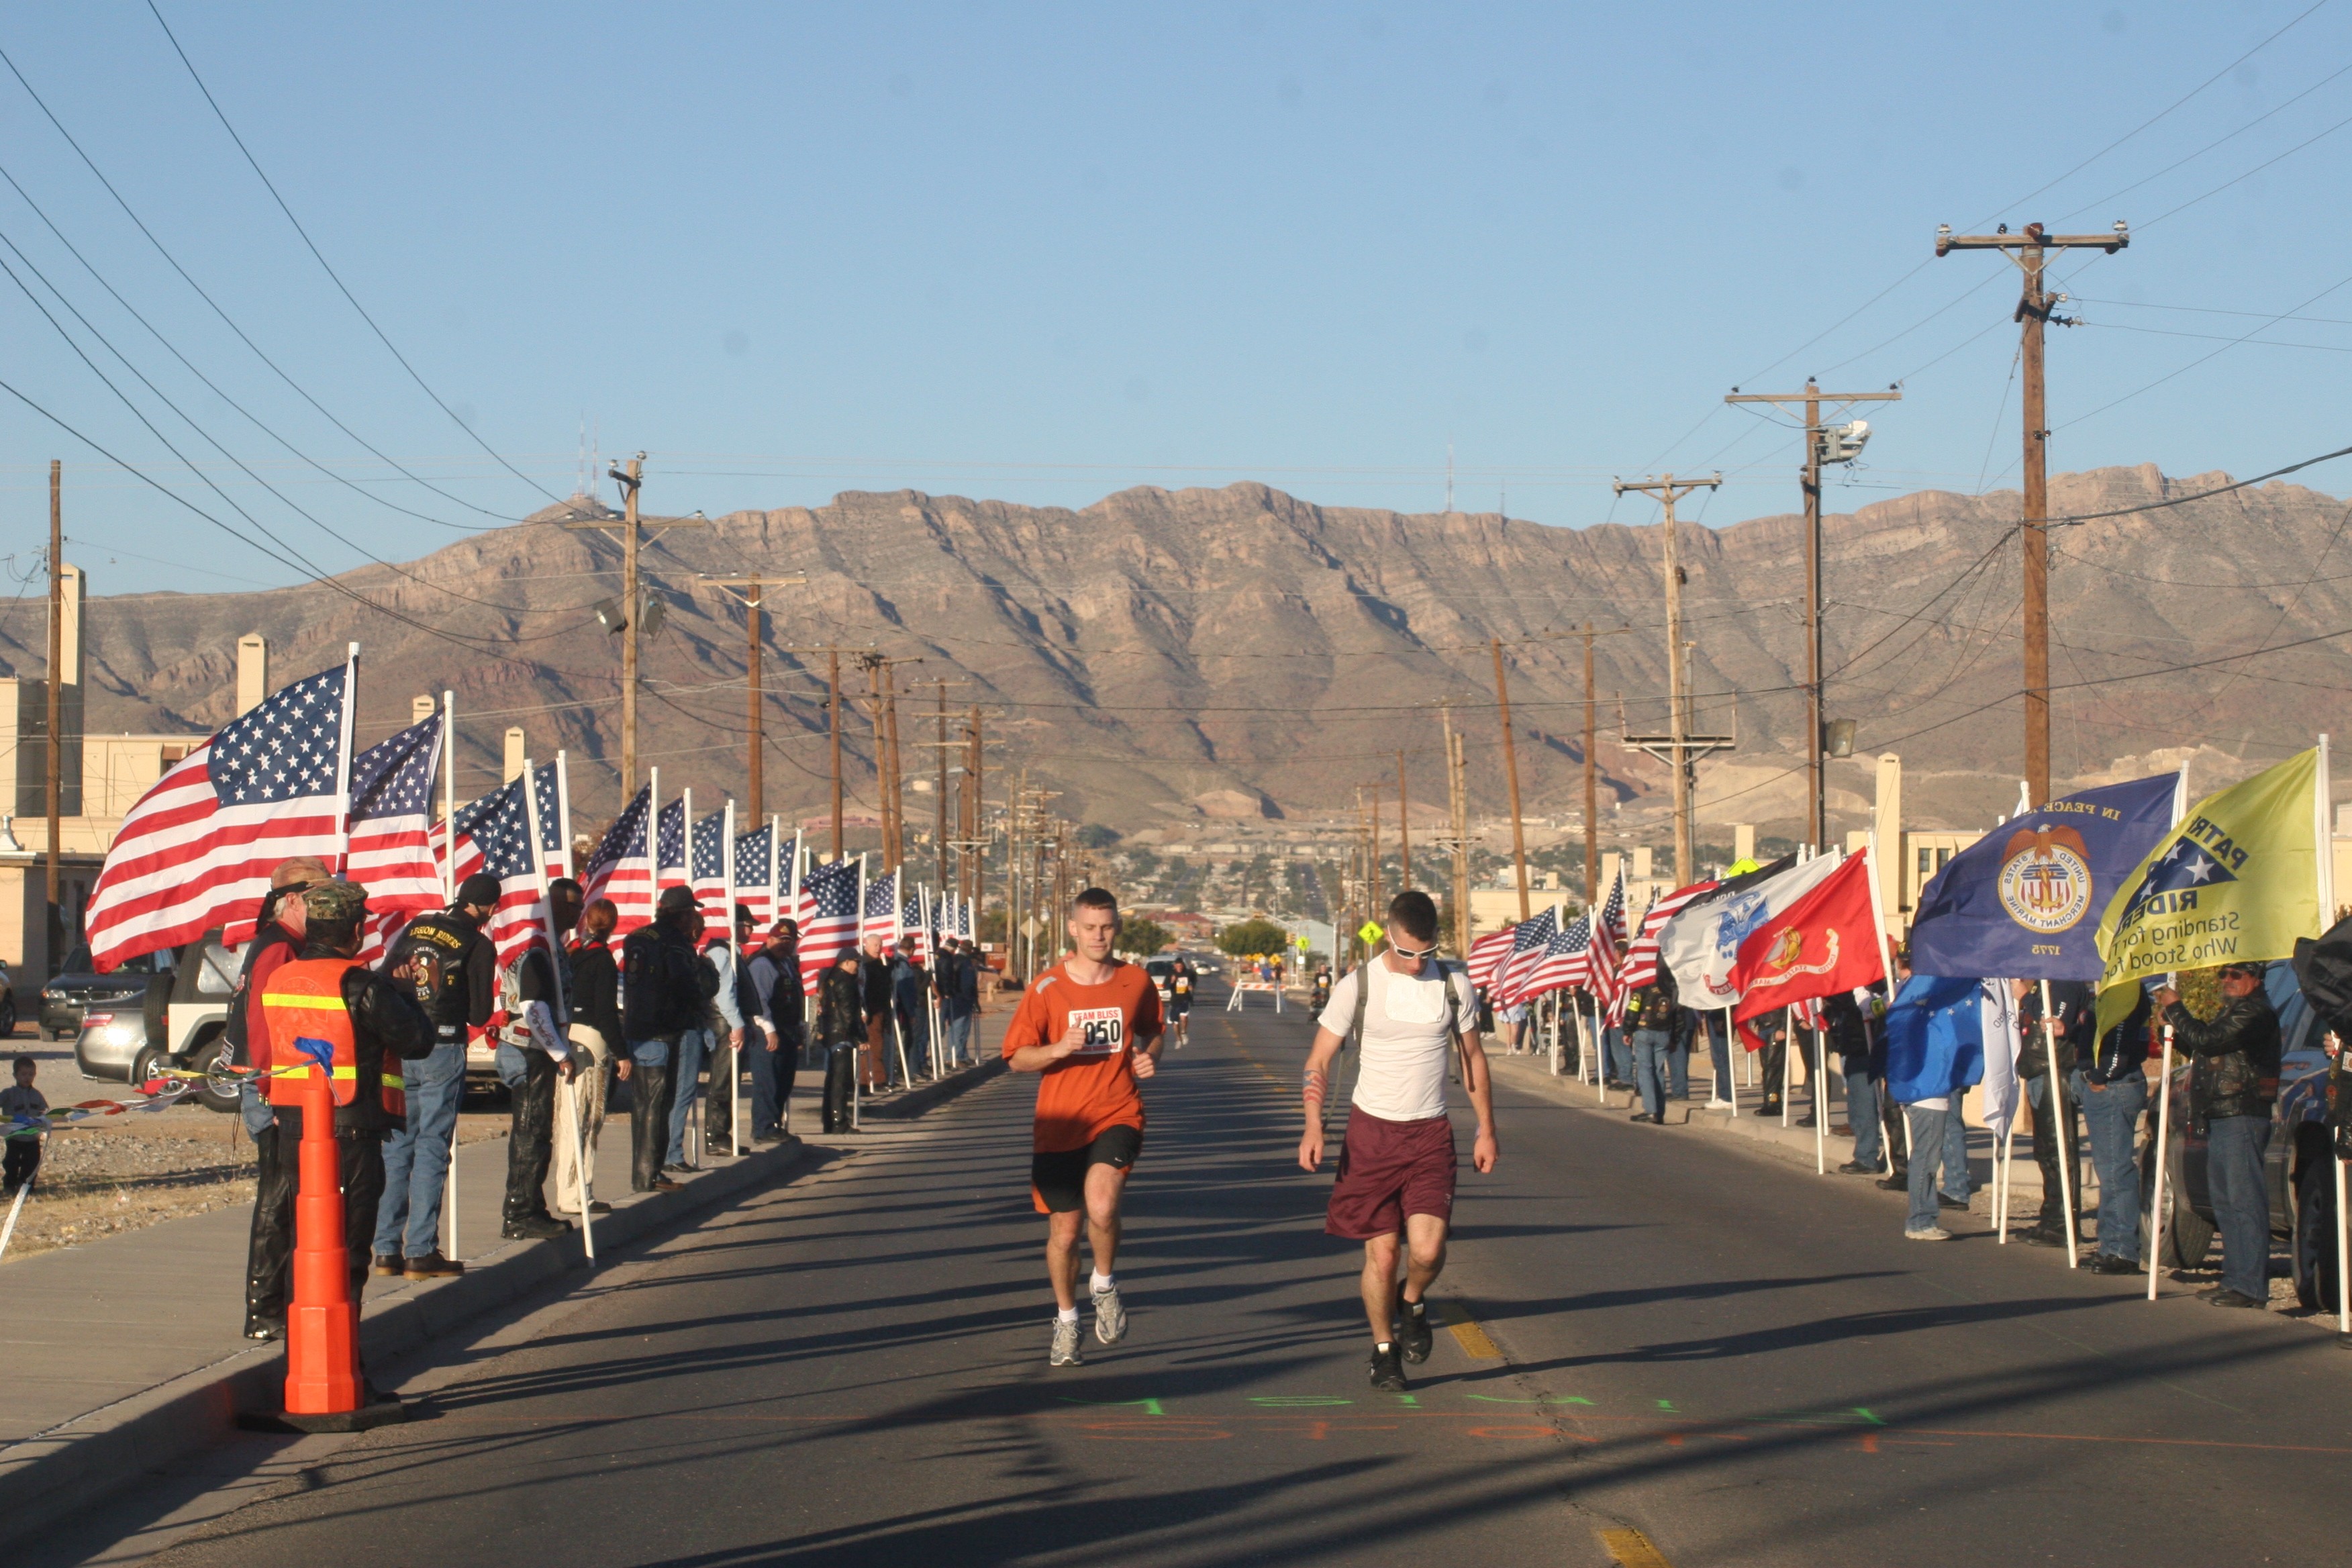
[855,653,922,869]
[1937,219,2129,806]
[1396,748,1412,889]
[701,573,805,821]
[565,455,705,795]
[828,650,844,859]
[46,461,62,938]
[1613,473,1726,885]
[1441,703,1473,957]
[1489,638,1531,922]
[910,680,971,893]
[1723,382,1900,849]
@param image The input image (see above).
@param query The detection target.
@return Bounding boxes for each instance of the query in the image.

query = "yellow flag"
[2094,747,2322,1036]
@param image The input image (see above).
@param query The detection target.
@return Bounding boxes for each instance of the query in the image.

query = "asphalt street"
[82,983,2352,1567]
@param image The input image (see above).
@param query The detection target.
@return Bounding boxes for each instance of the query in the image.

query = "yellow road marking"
[1596,1527,1675,1568]
[1432,1300,1502,1359]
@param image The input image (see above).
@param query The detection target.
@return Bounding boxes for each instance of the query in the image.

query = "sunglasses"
[1389,940,1439,961]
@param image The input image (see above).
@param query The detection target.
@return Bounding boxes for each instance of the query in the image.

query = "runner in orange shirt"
[1002,887,1165,1366]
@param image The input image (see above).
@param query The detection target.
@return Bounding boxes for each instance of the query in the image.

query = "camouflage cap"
[301,879,370,926]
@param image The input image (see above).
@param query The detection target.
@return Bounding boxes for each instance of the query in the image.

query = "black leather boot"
[630,1063,671,1191]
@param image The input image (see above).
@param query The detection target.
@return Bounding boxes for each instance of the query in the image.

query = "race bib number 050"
[1067,1006,1126,1056]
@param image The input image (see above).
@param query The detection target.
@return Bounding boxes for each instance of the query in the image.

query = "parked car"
[1144,957,1176,1004]
[70,932,242,1113]
[0,958,17,1038]
[44,944,170,1042]
[2149,965,2338,1309]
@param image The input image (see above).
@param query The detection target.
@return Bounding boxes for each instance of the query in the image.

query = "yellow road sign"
[1357,921,1384,944]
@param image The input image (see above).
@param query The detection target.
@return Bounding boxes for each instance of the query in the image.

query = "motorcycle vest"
[261,957,405,1116]
[391,912,482,1032]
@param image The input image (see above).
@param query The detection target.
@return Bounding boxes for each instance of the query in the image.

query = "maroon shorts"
[1325,1110,1457,1240]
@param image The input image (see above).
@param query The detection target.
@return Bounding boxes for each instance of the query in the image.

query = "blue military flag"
[1906,772,2180,982]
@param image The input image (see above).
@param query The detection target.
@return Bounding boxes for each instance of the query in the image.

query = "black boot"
[244,1117,295,1336]
[505,1050,559,1226]
[631,1063,671,1191]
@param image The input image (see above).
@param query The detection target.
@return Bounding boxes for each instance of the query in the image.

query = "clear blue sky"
[2,1,2349,596]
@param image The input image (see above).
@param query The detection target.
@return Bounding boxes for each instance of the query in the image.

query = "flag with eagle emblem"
[1727,846,1887,1046]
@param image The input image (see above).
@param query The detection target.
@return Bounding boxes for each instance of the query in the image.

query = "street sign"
[1292,934,1310,950]
[1357,920,1384,944]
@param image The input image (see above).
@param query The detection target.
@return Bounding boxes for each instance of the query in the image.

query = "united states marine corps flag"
[2094,746,2326,1036]
[1726,847,1886,1046]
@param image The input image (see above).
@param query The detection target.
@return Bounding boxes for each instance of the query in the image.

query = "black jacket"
[2087,987,2155,1084]
[748,944,803,1041]
[295,940,434,1135]
[816,963,867,1045]
[1822,991,1871,1065]
[2165,991,2282,1123]
[2017,979,2096,1080]
[860,954,892,1020]
[389,909,497,1037]
[622,920,703,1040]
[567,936,624,1045]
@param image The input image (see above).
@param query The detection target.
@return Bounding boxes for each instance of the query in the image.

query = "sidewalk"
[0,1012,1008,1536]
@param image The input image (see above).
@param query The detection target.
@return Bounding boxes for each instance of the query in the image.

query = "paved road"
[95,984,2352,1567]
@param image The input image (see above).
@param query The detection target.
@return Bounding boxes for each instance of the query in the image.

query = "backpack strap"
[1349,958,1372,1050]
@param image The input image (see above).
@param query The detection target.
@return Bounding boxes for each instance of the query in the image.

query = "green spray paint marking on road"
[1468,1394,1596,1406]
[1250,1396,1353,1408]
[1058,1397,1164,1417]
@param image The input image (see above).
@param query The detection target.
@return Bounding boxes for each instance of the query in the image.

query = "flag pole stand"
[2147,1026,2173,1299]
[561,1073,595,1266]
[2039,979,2079,1269]
[1814,1028,1827,1175]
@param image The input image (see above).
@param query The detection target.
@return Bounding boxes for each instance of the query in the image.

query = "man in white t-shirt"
[1299,891,1499,1392]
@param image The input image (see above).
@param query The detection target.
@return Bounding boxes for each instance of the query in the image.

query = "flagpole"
[554,750,574,881]
[440,691,456,902]
[647,767,661,931]
[521,756,591,1264]
[332,644,360,876]
[2318,734,2349,1337]
[1861,834,1900,1193]
[2039,977,2079,1269]
[852,854,865,1129]
[2147,1022,2172,1299]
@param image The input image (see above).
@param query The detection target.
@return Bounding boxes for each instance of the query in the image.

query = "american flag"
[899,891,930,963]
[735,822,775,927]
[1515,914,1592,1001]
[797,856,860,995]
[344,716,444,917]
[950,895,971,941]
[1467,926,1519,992]
[861,865,899,946]
[690,806,732,918]
[531,761,568,881]
[581,785,653,935]
[654,796,688,893]
[1590,873,1629,1016]
[1492,906,1559,1006]
[87,660,350,971]
[1615,876,1716,998]
[447,775,549,969]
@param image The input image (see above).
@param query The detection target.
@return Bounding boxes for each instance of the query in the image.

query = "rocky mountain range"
[17,464,2349,842]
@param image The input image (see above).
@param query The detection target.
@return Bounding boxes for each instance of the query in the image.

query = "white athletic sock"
[1091,1271,1115,1293]
[1058,1306,1079,1324]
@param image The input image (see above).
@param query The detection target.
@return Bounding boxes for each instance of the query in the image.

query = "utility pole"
[1725,381,1900,848]
[566,454,704,795]
[701,573,805,822]
[1441,703,1472,957]
[1396,748,1412,890]
[1489,637,1531,922]
[828,649,844,860]
[46,460,62,944]
[965,705,984,908]
[1367,783,1383,928]
[1583,625,1599,906]
[1613,473,1726,885]
[1937,219,2128,805]
[933,683,950,891]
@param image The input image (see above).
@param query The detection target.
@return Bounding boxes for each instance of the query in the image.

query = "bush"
[1120,918,1175,957]
[1216,918,1291,959]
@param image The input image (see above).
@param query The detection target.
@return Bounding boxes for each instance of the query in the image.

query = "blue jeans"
[1845,1060,1882,1167]
[2075,1069,2146,1261]
[1666,1034,1691,1099]
[1705,1014,1732,1101]
[748,1033,790,1135]
[668,1028,707,1165]
[1606,1026,1631,1085]
[493,1042,529,1090]
[2204,1114,2271,1301]
[239,1079,275,1139]
[1905,1104,1949,1232]
[630,1036,673,1069]
[1632,1028,1671,1118]
[373,1038,464,1259]
[944,1011,973,1067]
[1941,1097,1972,1202]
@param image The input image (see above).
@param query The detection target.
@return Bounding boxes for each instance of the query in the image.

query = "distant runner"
[1003,887,1166,1367]
[1167,956,1193,1048]
[1300,890,1497,1392]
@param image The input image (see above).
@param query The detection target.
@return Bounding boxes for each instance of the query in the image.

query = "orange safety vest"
[262,957,405,1117]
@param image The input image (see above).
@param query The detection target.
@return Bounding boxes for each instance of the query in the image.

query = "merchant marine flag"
[2094,747,2324,1037]
[1908,772,2179,982]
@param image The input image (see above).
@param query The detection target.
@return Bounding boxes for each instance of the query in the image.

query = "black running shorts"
[1030,1123,1144,1214]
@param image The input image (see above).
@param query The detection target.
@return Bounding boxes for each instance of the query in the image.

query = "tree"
[1118,917,1175,957]
[1216,918,1291,959]
[1076,823,1123,850]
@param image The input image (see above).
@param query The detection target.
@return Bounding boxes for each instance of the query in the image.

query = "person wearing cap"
[814,946,867,1132]
[370,872,499,1281]
[233,855,327,1340]
[891,936,933,1083]
[620,885,704,1191]
[263,881,436,1316]
[743,914,801,1140]
[2155,962,2284,1309]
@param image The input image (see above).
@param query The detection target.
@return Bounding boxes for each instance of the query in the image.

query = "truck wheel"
[0,993,17,1036]
[2295,1150,2343,1312]
[131,1048,165,1094]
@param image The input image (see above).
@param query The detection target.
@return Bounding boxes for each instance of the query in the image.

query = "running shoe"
[1396,1302,1434,1365]
[1367,1342,1408,1392]
[1050,1316,1085,1367]
[1092,1280,1128,1344]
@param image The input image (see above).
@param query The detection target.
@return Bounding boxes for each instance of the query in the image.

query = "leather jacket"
[621,919,703,1039]
[815,963,867,1046]
[2016,979,2094,1079]
[1622,985,1673,1033]
[2163,991,2282,1123]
